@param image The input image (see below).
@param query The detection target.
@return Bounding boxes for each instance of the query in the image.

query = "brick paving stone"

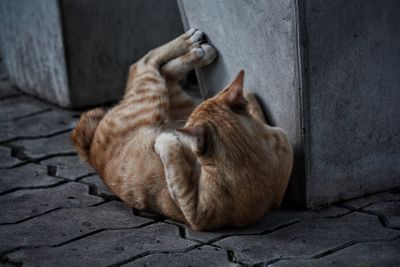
[341,189,400,209]
[0,163,63,195]
[214,212,399,265]
[8,131,75,160]
[7,223,198,267]
[0,182,102,224]
[0,80,20,99]
[41,155,94,180]
[0,96,52,123]
[0,201,152,253]
[0,146,21,168]
[125,245,231,267]
[271,239,400,267]
[171,206,349,243]
[363,201,400,229]
[0,109,77,143]
[79,174,115,198]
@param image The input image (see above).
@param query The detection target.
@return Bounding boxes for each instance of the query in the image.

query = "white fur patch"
[154,132,179,156]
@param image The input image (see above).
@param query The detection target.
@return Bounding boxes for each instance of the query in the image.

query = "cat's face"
[177,70,255,165]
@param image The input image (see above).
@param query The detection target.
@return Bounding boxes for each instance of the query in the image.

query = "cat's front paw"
[154,133,180,157]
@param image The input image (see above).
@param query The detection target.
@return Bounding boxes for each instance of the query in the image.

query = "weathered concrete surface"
[7,223,197,267]
[0,147,21,168]
[340,188,400,210]
[0,96,51,123]
[0,0,183,108]
[0,0,69,106]
[303,0,400,206]
[80,174,116,199]
[40,155,94,180]
[0,163,63,195]
[272,239,400,267]
[127,246,231,267]
[364,201,400,229]
[215,212,399,265]
[168,205,349,243]
[60,0,184,108]
[179,0,400,207]
[0,80,19,99]
[0,110,77,143]
[7,131,76,161]
[0,201,151,253]
[0,182,102,224]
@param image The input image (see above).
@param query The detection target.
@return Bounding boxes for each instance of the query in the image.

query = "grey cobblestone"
[125,245,231,267]
[0,201,152,253]
[214,212,399,265]
[7,223,198,267]
[0,109,77,143]
[0,80,20,99]
[8,131,76,160]
[363,201,400,229]
[271,239,400,267]
[40,155,94,180]
[0,163,63,195]
[0,96,51,123]
[79,174,115,198]
[170,206,349,243]
[0,182,102,224]
[0,147,21,168]
[340,189,400,209]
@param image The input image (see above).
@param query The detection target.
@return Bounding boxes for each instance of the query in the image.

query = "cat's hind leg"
[161,44,217,80]
[125,29,205,97]
[161,43,217,120]
[141,29,205,68]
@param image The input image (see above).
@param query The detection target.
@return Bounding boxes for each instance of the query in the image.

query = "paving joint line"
[259,235,400,266]
[11,108,53,122]
[0,221,158,261]
[0,128,74,146]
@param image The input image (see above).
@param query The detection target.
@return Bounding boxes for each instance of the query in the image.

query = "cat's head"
[177,70,259,166]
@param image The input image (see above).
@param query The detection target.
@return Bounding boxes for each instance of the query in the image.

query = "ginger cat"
[71,29,293,231]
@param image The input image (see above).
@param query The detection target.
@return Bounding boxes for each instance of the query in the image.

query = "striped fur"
[71,30,293,231]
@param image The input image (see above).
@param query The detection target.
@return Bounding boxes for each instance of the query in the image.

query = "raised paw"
[185,29,205,49]
[154,132,180,157]
[198,44,217,66]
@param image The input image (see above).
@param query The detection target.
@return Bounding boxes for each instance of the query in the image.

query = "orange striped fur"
[71,30,293,230]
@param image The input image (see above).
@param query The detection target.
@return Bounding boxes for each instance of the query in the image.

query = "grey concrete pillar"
[0,0,183,108]
[179,0,400,207]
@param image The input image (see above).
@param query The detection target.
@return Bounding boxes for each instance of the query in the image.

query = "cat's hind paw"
[185,29,204,48]
[198,44,217,66]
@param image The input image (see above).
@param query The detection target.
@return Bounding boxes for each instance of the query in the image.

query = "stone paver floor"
[0,79,399,266]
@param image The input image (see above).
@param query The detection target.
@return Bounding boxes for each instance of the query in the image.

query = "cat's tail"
[71,107,107,164]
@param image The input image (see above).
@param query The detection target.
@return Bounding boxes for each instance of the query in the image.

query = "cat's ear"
[223,70,248,109]
[176,125,206,153]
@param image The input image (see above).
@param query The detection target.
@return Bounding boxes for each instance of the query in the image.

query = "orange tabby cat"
[71,29,293,231]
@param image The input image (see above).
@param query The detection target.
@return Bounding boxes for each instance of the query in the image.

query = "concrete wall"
[179,0,305,205]
[303,0,400,206]
[0,0,70,106]
[0,0,183,108]
[61,0,184,108]
[179,0,400,207]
